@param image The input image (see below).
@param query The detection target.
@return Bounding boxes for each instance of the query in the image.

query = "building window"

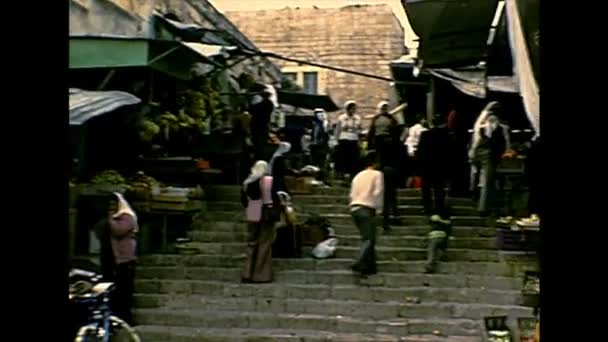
[284,72,297,82]
[303,72,318,94]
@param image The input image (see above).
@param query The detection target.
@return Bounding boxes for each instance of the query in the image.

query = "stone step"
[159,242,533,262]
[188,230,497,249]
[134,309,483,338]
[210,195,475,208]
[136,267,525,291]
[134,280,524,306]
[209,185,427,198]
[135,325,483,342]
[192,222,497,238]
[207,202,478,216]
[203,212,490,227]
[138,255,537,278]
[134,294,531,321]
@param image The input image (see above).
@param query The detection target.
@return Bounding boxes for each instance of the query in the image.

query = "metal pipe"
[233,49,427,86]
[148,46,181,65]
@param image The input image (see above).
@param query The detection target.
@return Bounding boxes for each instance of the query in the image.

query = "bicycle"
[69,269,140,342]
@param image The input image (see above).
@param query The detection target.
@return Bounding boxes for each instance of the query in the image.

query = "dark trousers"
[310,144,329,183]
[421,174,447,216]
[382,166,398,229]
[351,207,377,275]
[374,135,395,167]
[336,140,360,177]
[111,261,135,325]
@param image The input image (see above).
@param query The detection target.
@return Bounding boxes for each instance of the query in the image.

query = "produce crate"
[521,271,540,308]
[125,189,152,201]
[496,228,540,251]
[497,157,525,174]
[151,194,189,203]
[150,200,204,212]
[130,200,151,213]
[517,317,538,342]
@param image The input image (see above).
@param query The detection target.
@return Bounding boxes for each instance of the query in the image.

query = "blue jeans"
[351,207,377,274]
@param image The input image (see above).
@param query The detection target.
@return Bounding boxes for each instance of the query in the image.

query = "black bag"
[262,204,281,223]
[272,223,302,258]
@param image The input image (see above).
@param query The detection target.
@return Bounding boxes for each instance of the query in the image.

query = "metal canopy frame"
[69,36,216,80]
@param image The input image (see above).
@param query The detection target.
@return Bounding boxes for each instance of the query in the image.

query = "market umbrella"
[276,90,340,112]
[69,88,141,126]
[401,0,499,68]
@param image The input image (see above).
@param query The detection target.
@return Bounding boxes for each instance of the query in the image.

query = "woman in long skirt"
[241,160,276,283]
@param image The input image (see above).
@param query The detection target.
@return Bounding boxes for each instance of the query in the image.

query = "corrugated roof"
[69,88,141,125]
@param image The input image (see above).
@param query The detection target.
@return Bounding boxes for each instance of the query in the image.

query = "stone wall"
[68,0,282,84]
[226,5,406,125]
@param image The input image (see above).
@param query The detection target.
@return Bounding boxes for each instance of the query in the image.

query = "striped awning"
[69,88,141,125]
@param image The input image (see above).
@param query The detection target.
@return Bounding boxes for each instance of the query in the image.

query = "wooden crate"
[151,194,189,203]
[150,200,204,212]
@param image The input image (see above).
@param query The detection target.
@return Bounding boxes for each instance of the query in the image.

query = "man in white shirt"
[349,151,384,276]
[335,100,363,180]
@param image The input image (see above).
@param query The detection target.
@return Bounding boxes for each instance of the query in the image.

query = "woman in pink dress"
[240,160,276,283]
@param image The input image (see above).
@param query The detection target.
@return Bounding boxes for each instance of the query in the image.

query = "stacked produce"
[188,185,205,200]
[91,170,126,186]
[129,171,160,190]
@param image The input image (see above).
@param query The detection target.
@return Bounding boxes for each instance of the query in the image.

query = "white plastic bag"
[312,238,339,259]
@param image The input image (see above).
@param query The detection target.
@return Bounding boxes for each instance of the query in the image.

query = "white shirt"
[406,123,427,156]
[336,113,362,141]
[349,169,384,212]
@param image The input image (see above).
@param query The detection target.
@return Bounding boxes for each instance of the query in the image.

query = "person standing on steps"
[368,101,401,233]
[405,114,428,188]
[425,214,453,274]
[469,102,511,217]
[417,114,451,217]
[241,160,276,283]
[367,101,399,165]
[269,141,293,195]
[249,88,275,160]
[310,108,331,185]
[335,100,363,181]
[349,151,384,276]
[94,192,138,325]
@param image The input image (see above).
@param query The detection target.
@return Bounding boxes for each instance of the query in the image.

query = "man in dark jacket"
[249,89,275,160]
[417,114,451,217]
[368,101,400,232]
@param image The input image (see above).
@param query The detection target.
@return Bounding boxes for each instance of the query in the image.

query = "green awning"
[69,35,216,80]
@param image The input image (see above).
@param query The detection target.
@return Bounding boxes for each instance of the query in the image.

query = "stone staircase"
[134,186,538,341]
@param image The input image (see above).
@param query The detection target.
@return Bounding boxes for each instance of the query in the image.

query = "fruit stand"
[70,170,206,256]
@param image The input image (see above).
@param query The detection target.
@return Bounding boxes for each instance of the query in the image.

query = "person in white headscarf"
[269,141,292,195]
[311,108,330,184]
[468,101,511,216]
[240,160,275,283]
[93,192,138,325]
[334,100,363,180]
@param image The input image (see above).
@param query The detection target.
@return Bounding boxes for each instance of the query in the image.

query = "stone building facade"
[226,4,407,125]
[69,0,284,84]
